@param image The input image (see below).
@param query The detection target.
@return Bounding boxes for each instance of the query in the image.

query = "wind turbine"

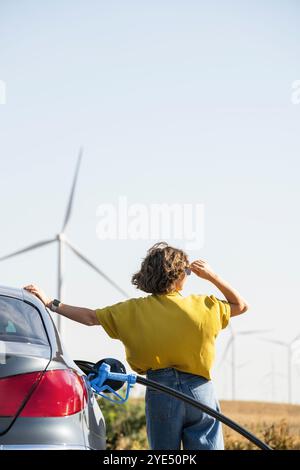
[0,149,129,335]
[219,324,271,400]
[259,333,300,404]
[260,356,286,402]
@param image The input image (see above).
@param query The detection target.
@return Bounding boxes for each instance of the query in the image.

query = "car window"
[0,296,49,346]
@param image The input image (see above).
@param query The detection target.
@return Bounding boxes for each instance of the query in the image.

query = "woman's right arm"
[189,260,249,317]
[23,284,99,326]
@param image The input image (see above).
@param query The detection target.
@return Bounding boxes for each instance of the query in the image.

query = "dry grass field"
[220,400,300,449]
[101,397,300,450]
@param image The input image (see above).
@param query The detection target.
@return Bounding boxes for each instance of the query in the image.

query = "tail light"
[21,369,88,417]
[0,370,87,418]
[0,371,42,417]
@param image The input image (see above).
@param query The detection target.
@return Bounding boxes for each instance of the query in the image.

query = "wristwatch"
[50,299,61,312]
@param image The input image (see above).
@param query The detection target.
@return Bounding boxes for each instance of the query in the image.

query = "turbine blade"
[292,332,300,344]
[292,343,300,352]
[65,240,129,298]
[237,329,273,336]
[221,337,233,365]
[228,323,235,335]
[237,360,251,369]
[258,337,286,347]
[61,148,83,232]
[0,238,55,262]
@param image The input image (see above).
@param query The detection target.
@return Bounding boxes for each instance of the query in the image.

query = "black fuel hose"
[137,375,272,450]
[74,360,272,451]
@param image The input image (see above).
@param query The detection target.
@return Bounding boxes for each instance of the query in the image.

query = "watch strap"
[50,299,61,312]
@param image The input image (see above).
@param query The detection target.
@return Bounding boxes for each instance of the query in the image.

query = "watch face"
[53,299,60,307]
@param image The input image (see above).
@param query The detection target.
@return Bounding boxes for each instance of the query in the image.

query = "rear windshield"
[0,296,49,346]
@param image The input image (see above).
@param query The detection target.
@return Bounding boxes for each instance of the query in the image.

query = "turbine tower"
[260,356,286,402]
[259,333,300,404]
[220,325,271,400]
[0,149,129,335]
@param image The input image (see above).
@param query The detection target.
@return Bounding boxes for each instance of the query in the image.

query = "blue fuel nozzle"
[88,362,137,404]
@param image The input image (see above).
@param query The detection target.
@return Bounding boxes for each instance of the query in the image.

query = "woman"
[24,241,249,450]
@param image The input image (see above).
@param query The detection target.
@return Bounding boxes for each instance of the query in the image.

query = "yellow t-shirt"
[95,291,231,380]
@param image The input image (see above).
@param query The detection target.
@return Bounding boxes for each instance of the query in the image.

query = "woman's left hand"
[189,260,216,280]
[23,284,52,308]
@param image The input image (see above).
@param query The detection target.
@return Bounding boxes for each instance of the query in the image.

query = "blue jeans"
[145,367,224,450]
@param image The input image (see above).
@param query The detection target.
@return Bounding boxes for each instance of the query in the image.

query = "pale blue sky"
[0,0,300,402]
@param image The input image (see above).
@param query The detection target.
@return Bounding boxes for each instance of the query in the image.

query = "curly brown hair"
[131,242,189,295]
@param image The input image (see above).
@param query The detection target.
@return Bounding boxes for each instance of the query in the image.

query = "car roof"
[0,284,46,311]
[0,285,83,374]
